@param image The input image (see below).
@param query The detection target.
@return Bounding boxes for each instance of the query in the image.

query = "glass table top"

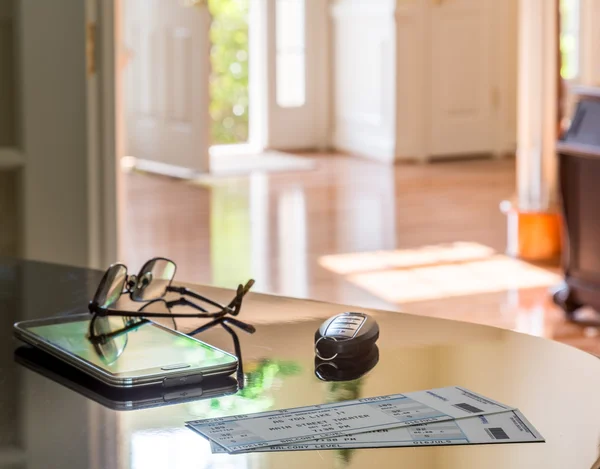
[1,258,599,468]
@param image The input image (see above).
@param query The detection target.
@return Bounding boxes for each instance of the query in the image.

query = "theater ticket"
[186,386,514,453]
[206,409,544,453]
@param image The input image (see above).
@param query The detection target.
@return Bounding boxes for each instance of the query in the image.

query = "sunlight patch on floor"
[319,242,496,275]
[319,243,562,304]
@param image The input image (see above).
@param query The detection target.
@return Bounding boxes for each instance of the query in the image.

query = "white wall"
[331,0,518,163]
[331,0,397,162]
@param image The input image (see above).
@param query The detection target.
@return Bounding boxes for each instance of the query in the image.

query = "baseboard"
[131,158,200,179]
[333,131,396,164]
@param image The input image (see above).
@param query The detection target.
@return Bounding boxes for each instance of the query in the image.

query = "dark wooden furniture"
[554,87,600,319]
[2,258,600,468]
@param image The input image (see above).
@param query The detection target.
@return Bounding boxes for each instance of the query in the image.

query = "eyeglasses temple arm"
[226,279,255,316]
[187,317,224,336]
[168,279,255,316]
[89,278,255,320]
[165,297,216,313]
[91,307,219,319]
[220,321,245,388]
[186,315,255,337]
[223,317,255,334]
[187,318,246,389]
[167,285,226,310]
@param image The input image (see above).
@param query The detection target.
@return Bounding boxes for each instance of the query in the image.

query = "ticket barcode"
[485,427,509,440]
[454,403,484,414]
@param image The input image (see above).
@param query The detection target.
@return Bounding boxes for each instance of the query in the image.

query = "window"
[560,0,580,80]
[275,0,306,107]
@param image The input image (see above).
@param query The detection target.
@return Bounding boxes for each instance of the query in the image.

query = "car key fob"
[314,312,379,360]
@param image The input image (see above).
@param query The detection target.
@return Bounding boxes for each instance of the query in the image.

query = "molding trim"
[516,0,558,211]
[131,158,198,179]
[333,130,395,163]
[97,0,119,268]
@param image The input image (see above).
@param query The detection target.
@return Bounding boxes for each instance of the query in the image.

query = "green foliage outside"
[238,359,302,400]
[208,0,249,145]
[326,378,365,466]
[559,0,579,80]
[188,359,302,418]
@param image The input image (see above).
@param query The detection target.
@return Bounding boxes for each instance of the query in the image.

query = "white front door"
[429,0,494,157]
[123,0,211,173]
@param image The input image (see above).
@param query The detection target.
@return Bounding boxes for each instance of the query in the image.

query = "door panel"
[124,0,210,172]
[265,0,330,150]
[430,0,493,156]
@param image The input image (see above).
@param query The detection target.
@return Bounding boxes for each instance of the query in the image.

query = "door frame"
[16,0,119,269]
[217,0,331,153]
[87,0,120,267]
[86,0,333,268]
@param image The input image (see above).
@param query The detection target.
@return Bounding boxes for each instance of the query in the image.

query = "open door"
[123,0,211,173]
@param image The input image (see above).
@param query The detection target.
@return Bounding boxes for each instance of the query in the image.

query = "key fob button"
[315,312,379,359]
[328,321,356,330]
[327,328,354,338]
[333,320,361,327]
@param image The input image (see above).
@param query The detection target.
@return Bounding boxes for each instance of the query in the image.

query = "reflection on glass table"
[124,358,303,469]
[14,345,238,411]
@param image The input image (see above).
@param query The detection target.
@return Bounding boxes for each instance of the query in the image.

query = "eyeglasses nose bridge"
[137,272,153,289]
[125,274,138,291]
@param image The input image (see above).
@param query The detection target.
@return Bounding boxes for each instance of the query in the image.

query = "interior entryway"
[120,0,327,177]
[122,0,211,173]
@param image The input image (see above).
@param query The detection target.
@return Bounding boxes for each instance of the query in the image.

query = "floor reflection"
[130,428,221,469]
[122,155,600,355]
[320,243,562,304]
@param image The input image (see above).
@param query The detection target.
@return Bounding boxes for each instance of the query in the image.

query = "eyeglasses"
[87,257,256,346]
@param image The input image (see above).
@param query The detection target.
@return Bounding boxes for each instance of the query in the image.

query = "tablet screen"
[26,317,236,374]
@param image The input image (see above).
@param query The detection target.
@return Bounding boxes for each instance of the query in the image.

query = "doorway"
[121,0,255,175]
[119,0,326,177]
[208,0,250,147]
[121,0,212,174]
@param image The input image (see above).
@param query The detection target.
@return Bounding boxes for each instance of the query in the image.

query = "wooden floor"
[121,153,600,356]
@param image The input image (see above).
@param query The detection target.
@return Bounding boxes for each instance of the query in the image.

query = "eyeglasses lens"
[93,264,128,309]
[131,259,176,302]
